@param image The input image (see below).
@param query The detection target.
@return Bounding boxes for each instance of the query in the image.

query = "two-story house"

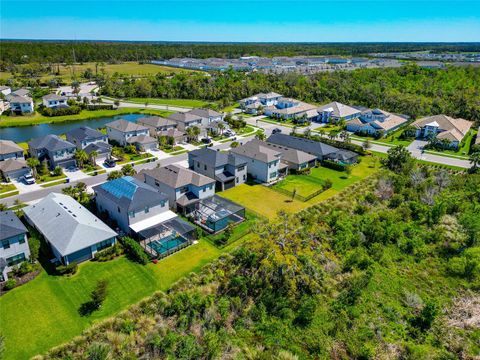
[42,94,69,108]
[168,112,205,135]
[0,140,23,161]
[0,211,30,282]
[188,148,248,191]
[0,140,29,181]
[188,108,224,129]
[317,102,361,123]
[105,119,157,151]
[230,139,284,183]
[93,176,177,235]
[138,165,215,214]
[137,116,186,143]
[66,126,112,160]
[28,134,77,170]
[239,92,283,114]
[5,94,34,114]
[346,108,409,136]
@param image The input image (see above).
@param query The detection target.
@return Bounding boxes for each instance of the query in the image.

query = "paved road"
[102,98,190,113]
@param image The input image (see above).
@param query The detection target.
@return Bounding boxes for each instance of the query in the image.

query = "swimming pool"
[147,234,188,255]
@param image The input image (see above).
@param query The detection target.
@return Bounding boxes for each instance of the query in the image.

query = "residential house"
[267,133,358,164]
[168,112,205,136]
[158,128,187,144]
[263,97,318,122]
[239,92,283,114]
[0,140,24,161]
[0,86,11,97]
[139,165,215,214]
[261,142,317,172]
[188,108,224,127]
[410,115,474,149]
[5,94,34,114]
[23,193,117,265]
[0,100,9,114]
[317,102,361,123]
[188,148,248,191]
[28,134,77,170]
[66,126,112,160]
[94,176,176,235]
[42,94,69,108]
[346,108,409,136]
[230,139,284,183]
[0,211,30,282]
[105,119,157,151]
[137,116,178,136]
[11,88,30,97]
[0,158,30,181]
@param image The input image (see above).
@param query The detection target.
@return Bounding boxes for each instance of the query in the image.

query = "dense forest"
[39,161,480,359]
[97,65,480,121]
[1,41,480,63]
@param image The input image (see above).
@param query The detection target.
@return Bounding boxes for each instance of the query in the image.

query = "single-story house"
[28,134,77,170]
[230,139,284,183]
[66,126,112,160]
[0,211,30,282]
[0,140,24,161]
[138,165,215,214]
[410,114,473,149]
[261,141,317,172]
[345,108,409,136]
[317,102,361,123]
[188,147,248,191]
[24,193,117,265]
[42,94,69,109]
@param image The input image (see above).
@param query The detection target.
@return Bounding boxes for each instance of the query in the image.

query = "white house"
[42,94,69,108]
[317,102,361,123]
[346,108,409,136]
[5,94,34,114]
[105,119,157,151]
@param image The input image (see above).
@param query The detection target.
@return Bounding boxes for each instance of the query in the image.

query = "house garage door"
[66,247,92,264]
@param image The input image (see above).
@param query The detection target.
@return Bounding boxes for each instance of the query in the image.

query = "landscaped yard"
[0,108,174,128]
[36,173,67,184]
[424,128,478,158]
[161,145,184,153]
[0,183,18,198]
[0,234,255,360]
[349,125,414,147]
[126,97,212,108]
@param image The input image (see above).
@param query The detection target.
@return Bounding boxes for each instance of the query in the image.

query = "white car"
[23,174,36,185]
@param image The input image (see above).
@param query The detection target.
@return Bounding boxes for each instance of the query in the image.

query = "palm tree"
[186,127,194,142]
[340,130,350,143]
[89,150,98,165]
[192,126,201,142]
[71,80,80,95]
[255,130,266,141]
[217,122,226,136]
[469,151,480,172]
[319,129,326,138]
[26,158,40,178]
[74,149,88,169]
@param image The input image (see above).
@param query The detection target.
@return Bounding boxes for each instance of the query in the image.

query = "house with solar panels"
[93,176,195,258]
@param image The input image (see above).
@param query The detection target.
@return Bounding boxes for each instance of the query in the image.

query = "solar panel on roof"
[101,176,138,200]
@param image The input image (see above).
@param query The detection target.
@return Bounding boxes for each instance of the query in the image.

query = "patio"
[191,195,245,234]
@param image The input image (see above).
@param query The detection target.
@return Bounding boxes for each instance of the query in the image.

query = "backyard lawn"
[0,234,253,360]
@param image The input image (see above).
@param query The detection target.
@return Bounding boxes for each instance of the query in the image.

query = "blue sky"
[1,1,480,42]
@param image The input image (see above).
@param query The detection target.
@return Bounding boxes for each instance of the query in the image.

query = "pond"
[0,114,153,143]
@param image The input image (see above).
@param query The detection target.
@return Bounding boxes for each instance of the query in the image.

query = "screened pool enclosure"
[191,195,245,233]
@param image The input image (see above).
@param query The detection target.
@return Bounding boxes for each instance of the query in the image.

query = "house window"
[2,239,10,249]
[145,206,149,213]
[6,253,25,266]
[117,206,121,213]
[96,240,111,252]
[129,211,135,218]
[243,174,246,181]
[238,166,245,171]
[18,235,25,244]
[269,172,277,179]
[236,177,239,183]
[155,180,160,187]
[204,165,207,171]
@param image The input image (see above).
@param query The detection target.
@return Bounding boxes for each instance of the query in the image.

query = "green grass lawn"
[0,235,251,360]
[0,183,17,194]
[127,98,212,108]
[0,108,174,128]
[36,173,67,184]
[273,171,326,198]
[350,126,413,147]
[161,145,184,153]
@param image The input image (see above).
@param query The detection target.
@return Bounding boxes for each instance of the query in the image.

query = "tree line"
[1,40,479,64]
[98,65,480,121]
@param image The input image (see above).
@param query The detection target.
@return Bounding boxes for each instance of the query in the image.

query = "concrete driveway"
[407,140,429,155]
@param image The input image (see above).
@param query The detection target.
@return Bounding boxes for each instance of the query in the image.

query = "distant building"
[410,115,473,149]
[0,211,30,282]
[230,139,284,183]
[188,148,248,191]
[66,126,112,160]
[28,134,77,170]
[0,86,11,97]
[42,94,69,109]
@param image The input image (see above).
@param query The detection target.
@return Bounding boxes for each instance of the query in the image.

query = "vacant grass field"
[0,62,198,82]
[126,97,212,108]
[0,234,255,360]
[0,108,174,128]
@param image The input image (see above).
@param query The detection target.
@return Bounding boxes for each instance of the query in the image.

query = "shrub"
[86,342,111,360]
[53,166,63,176]
[322,160,346,171]
[13,261,35,277]
[119,236,149,264]
[39,105,81,117]
[3,279,16,290]
[57,262,78,275]
[94,244,122,262]
[91,280,108,309]
[324,178,333,189]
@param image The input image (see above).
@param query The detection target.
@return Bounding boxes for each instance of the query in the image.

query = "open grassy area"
[0,234,253,360]
[0,62,198,82]
[0,108,174,128]
[126,97,212,108]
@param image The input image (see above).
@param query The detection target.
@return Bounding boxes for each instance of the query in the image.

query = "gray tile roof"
[230,139,282,163]
[43,93,67,101]
[168,112,202,124]
[105,119,148,133]
[66,126,105,142]
[137,116,177,128]
[28,134,75,152]
[142,165,215,188]
[23,193,117,256]
[83,142,111,155]
[0,158,28,173]
[0,210,27,241]
[126,134,157,145]
[12,88,29,97]
[262,142,317,165]
[318,101,361,118]
[188,108,222,118]
[0,140,23,155]
[93,176,168,213]
[267,133,338,159]
[6,94,32,104]
[189,148,247,168]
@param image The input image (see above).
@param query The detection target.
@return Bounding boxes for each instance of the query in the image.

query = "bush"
[324,178,333,189]
[119,236,149,264]
[39,105,81,117]
[322,160,346,171]
[53,166,63,176]
[57,262,78,275]
[13,261,35,277]
[3,279,16,290]
[94,244,122,262]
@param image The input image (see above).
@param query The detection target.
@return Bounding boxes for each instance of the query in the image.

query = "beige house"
[411,115,473,149]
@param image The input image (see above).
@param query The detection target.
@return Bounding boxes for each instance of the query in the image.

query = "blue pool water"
[147,235,187,255]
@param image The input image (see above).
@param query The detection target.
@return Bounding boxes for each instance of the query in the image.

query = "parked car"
[104,158,116,168]
[23,174,36,185]
[224,130,236,137]
[272,128,282,134]
[201,137,212,144]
